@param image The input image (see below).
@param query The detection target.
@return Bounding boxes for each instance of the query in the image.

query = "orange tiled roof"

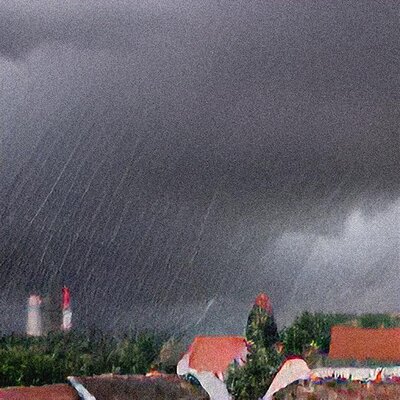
[72,374,208,399]
[329,326,400,362]
[0,384,78,400]
[187,335,247,374]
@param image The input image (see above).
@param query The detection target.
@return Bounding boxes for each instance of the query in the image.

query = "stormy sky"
[0,0,399,335]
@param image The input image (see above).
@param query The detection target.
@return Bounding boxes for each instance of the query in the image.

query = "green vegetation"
[245,305,279,349]
[358,313,400,328]
[280,312,354,355]
[0,311,398,389]
[0,330,164,387]
[227,344,282,400]
[227,304,282,400]
[281,312,400,356]
[227,311,400,398]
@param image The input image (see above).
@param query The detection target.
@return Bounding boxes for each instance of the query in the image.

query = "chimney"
[27,294,43,336]
[62,286,72,331]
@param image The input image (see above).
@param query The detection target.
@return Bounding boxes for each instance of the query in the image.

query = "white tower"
[27,294,43,336]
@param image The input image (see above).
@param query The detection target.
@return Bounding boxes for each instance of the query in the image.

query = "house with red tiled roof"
[178,336,248,378]
[176,335,248,400]
[329,326,400,363]
[0,375,208,400]
[0,384,78,400]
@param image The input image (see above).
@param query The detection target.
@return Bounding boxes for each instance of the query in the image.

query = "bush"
[358,314,400,328]
[0,331,164,386]
[280,312,354,355]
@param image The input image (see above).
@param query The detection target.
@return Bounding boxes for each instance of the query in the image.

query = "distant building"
[329,326,400,362]
[62,286,72,332]
[68,374,208,399]
[177,335,248,399]
[26,295,43,337]
[28,285,72,336]
[178,336,248,381]
[0,384,78,400]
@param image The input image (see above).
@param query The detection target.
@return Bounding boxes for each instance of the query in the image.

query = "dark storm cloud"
[0,0,399,334]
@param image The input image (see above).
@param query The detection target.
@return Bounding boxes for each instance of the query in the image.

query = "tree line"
[0,311,398,390]
[228,310,400,400]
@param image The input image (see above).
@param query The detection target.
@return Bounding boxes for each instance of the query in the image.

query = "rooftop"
[0,384,78,400]
[329,326,400,362]
[71,374,208,400]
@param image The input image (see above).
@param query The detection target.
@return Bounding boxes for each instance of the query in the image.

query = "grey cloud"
[275,200,400,324]
[0,0,399,334]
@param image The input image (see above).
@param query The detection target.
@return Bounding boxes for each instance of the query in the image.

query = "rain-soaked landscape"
[0,1,399,399]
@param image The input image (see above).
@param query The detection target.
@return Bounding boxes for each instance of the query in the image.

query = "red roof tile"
[0,384,78,400]
[187,335,247,374]
[329,326,400,362]
[73,374,208,400]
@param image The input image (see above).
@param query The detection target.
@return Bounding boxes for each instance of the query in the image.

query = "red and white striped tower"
[27,294,43,336]
[61,286,72,331]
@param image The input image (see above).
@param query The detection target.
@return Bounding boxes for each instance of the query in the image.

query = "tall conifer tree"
[246,293,279,349]
[227,293,282,400]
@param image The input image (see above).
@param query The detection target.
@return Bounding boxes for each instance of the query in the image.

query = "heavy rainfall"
[0,0,399,338]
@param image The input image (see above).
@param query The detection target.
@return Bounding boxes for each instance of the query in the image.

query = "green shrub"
[358,313,400,328]
[281,312,354,355]
[0,331,164,386]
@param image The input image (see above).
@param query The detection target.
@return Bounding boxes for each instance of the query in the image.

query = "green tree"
[246,305,279,349]
[0,330,165,386]
[228,294,282,400]
[358,313,400,328]
[227,343,282,400]
[281,312,354,355]
[157,337,186,373]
